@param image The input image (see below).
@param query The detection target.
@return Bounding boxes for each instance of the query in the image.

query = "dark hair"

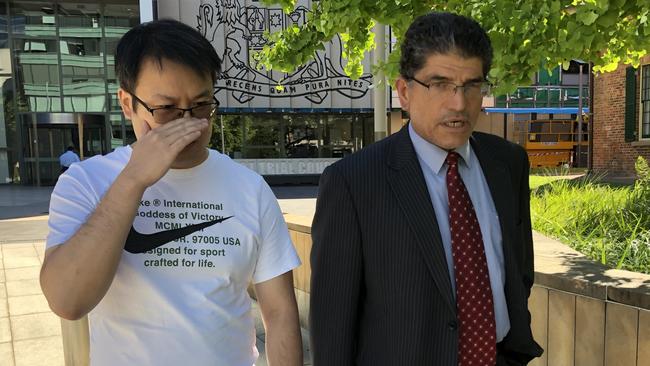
[115,18,222,95]
[399,12,493,79]
[66,146,75,151]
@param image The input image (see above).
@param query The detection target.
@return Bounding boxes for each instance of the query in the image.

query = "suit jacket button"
[448,321,458,331]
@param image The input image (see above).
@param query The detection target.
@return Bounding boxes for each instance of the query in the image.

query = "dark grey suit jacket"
[310,124,543,365]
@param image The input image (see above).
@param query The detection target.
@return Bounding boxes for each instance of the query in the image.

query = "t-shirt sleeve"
[46,165,98,250]
[252,181,301,284]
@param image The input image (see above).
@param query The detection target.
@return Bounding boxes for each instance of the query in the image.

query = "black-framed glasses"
[408,77,491,99]
[130,93,220,124]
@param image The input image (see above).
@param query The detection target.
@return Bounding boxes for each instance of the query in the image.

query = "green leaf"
[256,0,650,89]
[578,10,599,25]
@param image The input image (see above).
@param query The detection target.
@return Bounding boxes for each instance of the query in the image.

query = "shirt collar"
[408,123,472,174]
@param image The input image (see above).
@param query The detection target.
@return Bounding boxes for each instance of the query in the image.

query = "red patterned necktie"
[446,151,497,366]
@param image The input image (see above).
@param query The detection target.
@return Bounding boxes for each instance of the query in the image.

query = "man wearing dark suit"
[310,12,543,366]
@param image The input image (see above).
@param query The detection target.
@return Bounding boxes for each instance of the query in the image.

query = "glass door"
[21,116,105,185]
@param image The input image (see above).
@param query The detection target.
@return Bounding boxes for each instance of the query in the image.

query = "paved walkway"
[1,222,62,366]
[0,184,315,366]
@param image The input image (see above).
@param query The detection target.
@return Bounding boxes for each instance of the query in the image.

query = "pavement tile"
[2,245,41,270]
[0,269,4,283]
[0,284,7,318]
[13,336,64,366]
[4,267,40,282]
[0,299,7,318]
[2,244,36,253]
[8,294,51,316]
[6,280,41,297]
[10,312,61,341]
[2,255,40,270]
[2,246,38,257]
[0,317,10,343]
[33,244,45,263]
[0,341,14,366]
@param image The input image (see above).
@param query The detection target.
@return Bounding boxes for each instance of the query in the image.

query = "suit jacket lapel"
[386,126,456,314]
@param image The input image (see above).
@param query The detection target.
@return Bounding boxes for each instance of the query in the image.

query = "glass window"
[109,112,125,149]
[642,65,650,139]
[10,1,56,37]
[124,118,136,144]
[108,84,121,111]
[321,115,354,158]
[60,37,104,79]
[13,38,61,112]
[104,3,139,38]
[2,75,17,182]
[0,2,8,49]
[217,113,374,159]
[60,37,101,56]
[105,38,119,80]
[284,115,319,158]
[62,76,107,113]
[242,115,281,158]
[209,114,244,158]
[58,2,101,38]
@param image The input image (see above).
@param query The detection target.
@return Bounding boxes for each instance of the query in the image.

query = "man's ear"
[117,88,134,119]
[395,77,410,113]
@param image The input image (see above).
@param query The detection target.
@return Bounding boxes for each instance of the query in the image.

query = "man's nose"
[446,88,468,111]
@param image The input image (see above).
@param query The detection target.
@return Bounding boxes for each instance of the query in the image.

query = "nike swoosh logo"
[124,216,234,254]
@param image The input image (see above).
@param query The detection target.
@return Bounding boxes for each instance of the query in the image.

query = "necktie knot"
[446,151,460,168]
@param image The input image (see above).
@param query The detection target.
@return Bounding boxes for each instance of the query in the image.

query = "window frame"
[639,63,650,140]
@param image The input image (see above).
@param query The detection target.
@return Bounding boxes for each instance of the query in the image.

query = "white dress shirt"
[408,123,510,342]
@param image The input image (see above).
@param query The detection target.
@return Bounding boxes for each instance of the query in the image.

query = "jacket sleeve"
[516,146,535,298]
[310,164,363,366]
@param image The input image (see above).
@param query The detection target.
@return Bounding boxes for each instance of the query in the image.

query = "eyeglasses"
[408,77,491,99]
[130,93,220,124]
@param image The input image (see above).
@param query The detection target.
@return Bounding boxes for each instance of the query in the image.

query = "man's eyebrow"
[150,90,213,102]
[464,76,486,83]
[426,75,485,83]
[150,93,175,101]
[427,75,452,82]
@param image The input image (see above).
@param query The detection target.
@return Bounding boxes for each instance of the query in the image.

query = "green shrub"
[530,159,650,274]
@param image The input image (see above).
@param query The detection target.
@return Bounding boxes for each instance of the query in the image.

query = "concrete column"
[372,23,387,142]
[139,0,155,22]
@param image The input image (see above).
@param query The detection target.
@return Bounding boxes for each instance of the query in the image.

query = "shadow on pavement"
[0,185,53,220]
[270,184,319,199]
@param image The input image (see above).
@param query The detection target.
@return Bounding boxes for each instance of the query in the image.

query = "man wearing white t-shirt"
[40,19,302,366]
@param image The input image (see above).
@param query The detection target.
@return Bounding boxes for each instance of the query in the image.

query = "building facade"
[593,55,650,178]
[1,0,387,185]
[0,0,141,186]
[0,1,596,185]
[160,0,383,181]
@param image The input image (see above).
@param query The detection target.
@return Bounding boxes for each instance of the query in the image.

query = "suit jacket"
[310,124,543,365]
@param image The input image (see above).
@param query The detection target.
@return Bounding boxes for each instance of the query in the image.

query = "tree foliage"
[257,0,650,93]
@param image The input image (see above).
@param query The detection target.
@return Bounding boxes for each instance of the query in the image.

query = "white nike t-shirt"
[47,147,301,366]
